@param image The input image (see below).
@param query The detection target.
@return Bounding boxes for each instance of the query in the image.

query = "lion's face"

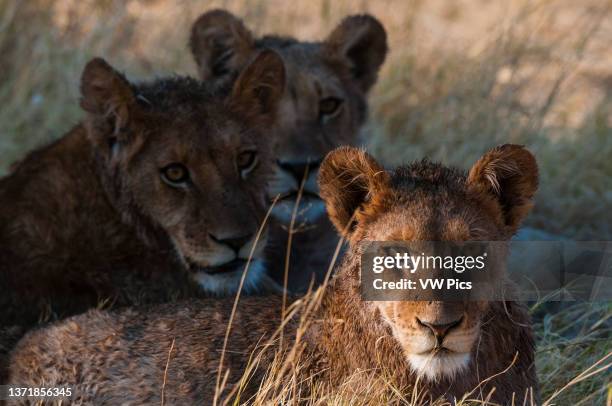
[266,49,372,224]
[80,53,285,294]
[124,115,271,294]
[318,146,538,381]
[190,11,387,225]
[361,204,501,380]
[356,195,503,380]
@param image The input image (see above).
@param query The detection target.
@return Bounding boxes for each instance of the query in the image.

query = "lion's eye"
[161,163,190,186]
[319,97,343,117]
[237,150,258,178]
[384,247,406,258]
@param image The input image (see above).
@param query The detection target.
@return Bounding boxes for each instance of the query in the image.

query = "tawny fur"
[8,145,539,404]
[9,298,286,404]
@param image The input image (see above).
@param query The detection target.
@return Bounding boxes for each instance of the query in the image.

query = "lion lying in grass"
[8,144,538,404]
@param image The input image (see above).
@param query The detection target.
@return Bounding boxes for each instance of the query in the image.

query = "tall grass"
[1,0,610,404]
[2,0,611,238]
[210,282,610,404]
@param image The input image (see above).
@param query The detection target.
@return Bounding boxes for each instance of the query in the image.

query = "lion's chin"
[407,351,471,381]
[191,259,279,295]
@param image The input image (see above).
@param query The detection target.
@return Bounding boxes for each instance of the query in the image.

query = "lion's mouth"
[407,348,471,380]
[419,346,455,356]
[187,259,250,275]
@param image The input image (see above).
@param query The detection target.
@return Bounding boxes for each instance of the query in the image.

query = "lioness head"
[190,10,387,224]
[80,51,285,294]
[319,145,538,381]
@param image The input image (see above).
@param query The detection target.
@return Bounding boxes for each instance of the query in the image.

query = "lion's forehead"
[366,196,493,242]
[143,118,257,162]
[273,63,364,161]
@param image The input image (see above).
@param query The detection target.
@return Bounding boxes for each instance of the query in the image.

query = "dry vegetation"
[1,0,610,404]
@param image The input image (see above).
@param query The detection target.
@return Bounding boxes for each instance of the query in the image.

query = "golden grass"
[213,278,610,405]
[2,0,611,239]
[1,0,610,404]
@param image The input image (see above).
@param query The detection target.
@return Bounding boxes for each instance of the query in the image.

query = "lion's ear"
[80,58,136,147]
[318,147,390,237]
[189,9,254,80]
[467,144,538,234]
[324,14,388,93]
[229,50,286,125]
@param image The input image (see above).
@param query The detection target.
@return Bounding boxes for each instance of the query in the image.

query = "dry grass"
[1,0,610,404]
[212,282,610,405]
[2,0,611,239]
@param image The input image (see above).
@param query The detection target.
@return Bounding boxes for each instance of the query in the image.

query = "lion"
[189,10,388,290]
[313,145,539,402]
[0,50,286,329]
[7,145,539,404]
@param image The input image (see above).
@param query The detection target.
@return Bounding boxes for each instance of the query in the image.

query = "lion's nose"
[277,159,322,183]
[416,316,463,343]
[209,233,252,253]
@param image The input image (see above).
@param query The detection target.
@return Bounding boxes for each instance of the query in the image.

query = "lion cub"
[190,10,388,290]
[8,145,539,404]
[0,50,285,329]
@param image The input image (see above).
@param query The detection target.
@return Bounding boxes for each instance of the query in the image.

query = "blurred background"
[1,0,610,402]
[2,0,612,240]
